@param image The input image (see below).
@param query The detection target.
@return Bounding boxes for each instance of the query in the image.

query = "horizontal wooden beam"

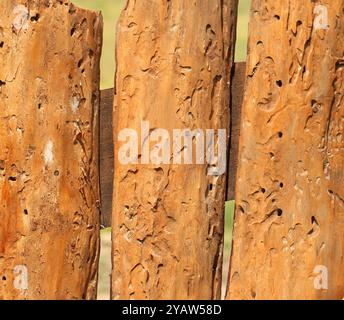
[227,62,246,200]
[99,62,246,227]
[99,88,114,227]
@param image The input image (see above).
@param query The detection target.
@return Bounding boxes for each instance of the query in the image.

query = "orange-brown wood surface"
[112,0,238,299]
[227,0,344,300]
[0,0,102,299]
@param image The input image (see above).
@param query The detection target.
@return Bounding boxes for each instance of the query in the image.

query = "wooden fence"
[0,0,343,300]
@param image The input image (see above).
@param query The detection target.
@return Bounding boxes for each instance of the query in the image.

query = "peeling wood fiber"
[0,0,102,299]
[227,0,344,300]
[112,0,238,300]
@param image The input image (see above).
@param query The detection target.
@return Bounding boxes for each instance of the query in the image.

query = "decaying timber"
[112,0,238,299]
[0,0,102,299]
[227,0,344,300]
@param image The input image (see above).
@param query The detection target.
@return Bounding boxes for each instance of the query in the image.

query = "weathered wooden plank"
[227,62,246,200]
[100,88,114,228]
[0,0,102,300]
[111,0,238,299]
[227,0,344,300]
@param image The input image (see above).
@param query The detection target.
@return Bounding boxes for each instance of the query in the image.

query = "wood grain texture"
[227,0,344,300]
[112,0,238,299]
[0,0,102,299]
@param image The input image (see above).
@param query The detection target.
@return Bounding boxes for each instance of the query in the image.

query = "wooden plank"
[100,88,114,227]
[227,0,344,300]
[111,0,238,300]
[227,62,246,200]
[0,1,102,300]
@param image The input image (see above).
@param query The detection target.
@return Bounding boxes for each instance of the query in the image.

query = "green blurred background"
[72,0,251,300]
